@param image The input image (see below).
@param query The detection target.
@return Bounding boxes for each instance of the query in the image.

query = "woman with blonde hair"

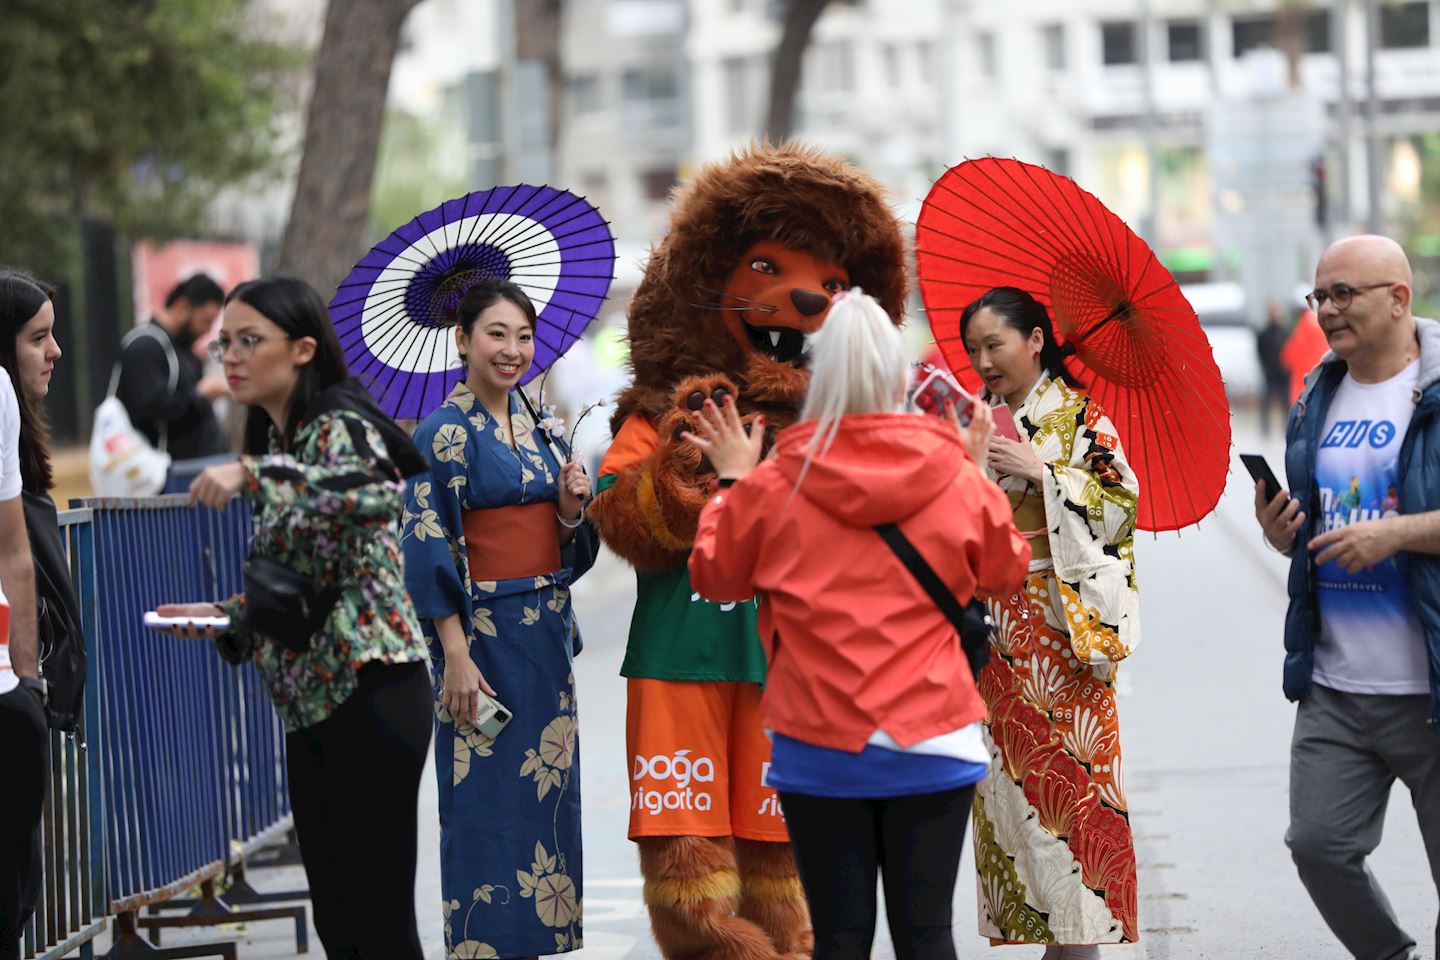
[685,289,1029,960]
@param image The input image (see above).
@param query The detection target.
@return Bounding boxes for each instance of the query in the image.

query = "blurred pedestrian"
[1282,305,1329,404]
[961,287,1143,956]
[155,277,433,960]
[114,273,230,461]
[1257,299,1291,435]
[0,272,85,733]
[1254,235,1440,960]
[0,340,42,960]
[686,290,1030,960]
[401,279,597,959]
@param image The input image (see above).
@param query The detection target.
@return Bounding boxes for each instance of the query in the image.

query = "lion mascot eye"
[750,258,776,274]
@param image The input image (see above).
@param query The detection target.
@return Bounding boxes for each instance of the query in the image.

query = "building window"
[916,41,935,84]
[1042,23,1065,72]
[1381,1,1430,48]
[567,74,601,116]
[882,44,901,87]
[620,67,679,131]
[1305,11,1331,53]
[978,32,997,79]
[1101,21,1137,66]
[1233,12,1329,57]
[1167,20,1204,61]
[1232,15,1276,57]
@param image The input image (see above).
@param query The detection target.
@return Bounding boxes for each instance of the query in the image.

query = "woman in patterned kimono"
[402,279,597,960]
[959,287,1142,959]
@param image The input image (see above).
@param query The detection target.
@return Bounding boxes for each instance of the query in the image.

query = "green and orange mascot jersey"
[589,144,907,960]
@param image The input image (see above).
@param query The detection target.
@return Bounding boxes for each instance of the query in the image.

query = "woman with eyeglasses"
[156,277,434,960]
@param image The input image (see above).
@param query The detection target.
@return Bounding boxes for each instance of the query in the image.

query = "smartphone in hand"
[1240,453,1284,502]
[911,366,975,422]
[475,691,513,739]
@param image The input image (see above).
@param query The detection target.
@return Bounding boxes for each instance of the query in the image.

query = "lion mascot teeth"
[589,143,906,960]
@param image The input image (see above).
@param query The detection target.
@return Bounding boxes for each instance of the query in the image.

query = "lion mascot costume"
[589,144,907,959]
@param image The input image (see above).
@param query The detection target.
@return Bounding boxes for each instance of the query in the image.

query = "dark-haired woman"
[0,270,70,960]
[0,273,85,734]
[401,279,596,959]
[157,276,433,960]
[960,287,1142,958]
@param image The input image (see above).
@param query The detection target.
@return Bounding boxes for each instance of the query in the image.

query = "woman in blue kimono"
[402,279,597,960]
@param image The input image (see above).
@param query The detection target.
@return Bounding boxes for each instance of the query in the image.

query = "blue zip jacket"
[1282,317,1440,725]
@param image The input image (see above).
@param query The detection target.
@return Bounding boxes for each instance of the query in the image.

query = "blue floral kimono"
[402,383,597,959]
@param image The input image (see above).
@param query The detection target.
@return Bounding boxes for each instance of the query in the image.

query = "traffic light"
[1311,156,1329,229]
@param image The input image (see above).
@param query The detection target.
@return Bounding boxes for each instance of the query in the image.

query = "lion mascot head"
[613,143,908,430]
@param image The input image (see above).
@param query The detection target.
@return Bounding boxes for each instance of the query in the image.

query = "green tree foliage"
[0,0,300,270]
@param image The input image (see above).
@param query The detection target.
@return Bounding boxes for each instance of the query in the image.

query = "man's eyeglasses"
[207,333,272,364]
[1304,282,1399,312]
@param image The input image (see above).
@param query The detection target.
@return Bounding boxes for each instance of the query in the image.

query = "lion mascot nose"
[789,289,830,316]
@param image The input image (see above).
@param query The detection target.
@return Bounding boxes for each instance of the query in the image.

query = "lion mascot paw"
[590,143,906,960]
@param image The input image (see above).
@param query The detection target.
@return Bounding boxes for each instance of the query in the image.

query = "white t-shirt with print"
[0,368,18,695]
[1312,360,1430,695]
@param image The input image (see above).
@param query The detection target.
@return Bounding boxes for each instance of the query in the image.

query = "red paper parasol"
[916,157,1230,532]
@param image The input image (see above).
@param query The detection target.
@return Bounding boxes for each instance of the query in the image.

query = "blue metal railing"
[23,496,294,959]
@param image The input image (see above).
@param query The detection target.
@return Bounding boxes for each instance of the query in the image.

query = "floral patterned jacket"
[992,375,1142,666]
[216,409,429,732]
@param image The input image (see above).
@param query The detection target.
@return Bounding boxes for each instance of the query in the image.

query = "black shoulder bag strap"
[874,522,993,678]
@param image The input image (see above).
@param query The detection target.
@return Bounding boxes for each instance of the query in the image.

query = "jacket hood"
[772,413,966,527]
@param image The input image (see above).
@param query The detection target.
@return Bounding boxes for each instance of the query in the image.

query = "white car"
[1182,282,1263,400]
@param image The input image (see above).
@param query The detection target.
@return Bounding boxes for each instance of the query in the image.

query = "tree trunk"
[763,0,832,143]
[278,0,424,295]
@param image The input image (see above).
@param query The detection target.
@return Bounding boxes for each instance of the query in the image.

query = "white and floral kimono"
[972,375,1142,946]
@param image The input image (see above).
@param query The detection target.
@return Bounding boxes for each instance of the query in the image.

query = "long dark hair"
[959,286,1083,389]
[0,270,57,491]
[227,277,350,454]
[456,279,537,336]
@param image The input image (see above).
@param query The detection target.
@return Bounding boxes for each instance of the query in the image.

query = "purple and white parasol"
[329,184,616,420]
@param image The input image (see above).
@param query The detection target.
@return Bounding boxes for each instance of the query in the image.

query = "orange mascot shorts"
[626,678,789,842]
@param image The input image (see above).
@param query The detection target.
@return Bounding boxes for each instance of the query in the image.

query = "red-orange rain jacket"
[690,413,1029,753]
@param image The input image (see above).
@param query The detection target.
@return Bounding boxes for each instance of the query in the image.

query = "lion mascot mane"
[590,143,906,960]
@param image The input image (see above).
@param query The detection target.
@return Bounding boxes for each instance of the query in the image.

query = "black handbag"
[874,521,994,678]
[242,553,342,653]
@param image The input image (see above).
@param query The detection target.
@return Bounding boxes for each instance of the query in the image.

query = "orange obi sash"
[463,502,561,582]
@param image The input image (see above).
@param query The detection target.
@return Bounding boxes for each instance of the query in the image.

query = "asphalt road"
[95,413,1435,959]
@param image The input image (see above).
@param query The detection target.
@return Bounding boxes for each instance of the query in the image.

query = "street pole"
[1139,0,1161,247]
[1364,0,1382,233]
[1332,0,1353,234]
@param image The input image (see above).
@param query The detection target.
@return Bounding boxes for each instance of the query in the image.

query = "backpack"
[89,325,179,497]
[23,489,85,731]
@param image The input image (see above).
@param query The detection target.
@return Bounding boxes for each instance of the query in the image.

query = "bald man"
[1255,234,1440,960]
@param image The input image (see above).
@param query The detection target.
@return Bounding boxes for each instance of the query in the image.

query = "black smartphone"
[1240,453,1283,502]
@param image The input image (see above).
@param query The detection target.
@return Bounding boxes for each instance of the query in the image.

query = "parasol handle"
[517,387,571,467]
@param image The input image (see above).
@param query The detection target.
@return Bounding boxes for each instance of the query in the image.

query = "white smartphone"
[474,691,514,739]
[143,611,231,632]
